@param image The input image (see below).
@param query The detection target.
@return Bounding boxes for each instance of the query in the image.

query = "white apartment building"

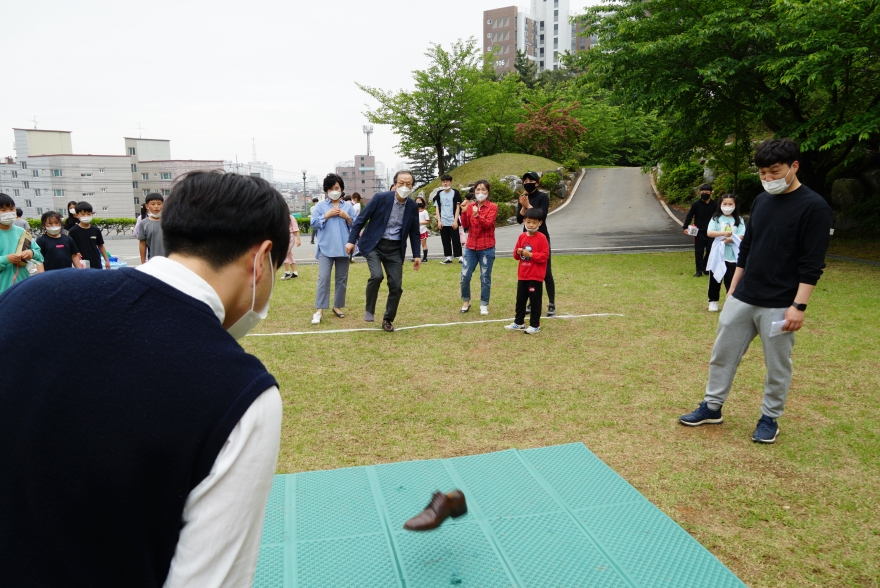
[223,160,275,183]
[0,129,133,219]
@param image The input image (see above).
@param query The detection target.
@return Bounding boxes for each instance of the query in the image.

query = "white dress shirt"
[138,257,282,588]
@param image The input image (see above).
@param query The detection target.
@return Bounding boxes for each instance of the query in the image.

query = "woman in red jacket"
[459,180,498,315]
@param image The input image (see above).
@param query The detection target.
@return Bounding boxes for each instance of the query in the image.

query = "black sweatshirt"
[517,190,551,240]
[734,185,832,308]
[683,198,716,232]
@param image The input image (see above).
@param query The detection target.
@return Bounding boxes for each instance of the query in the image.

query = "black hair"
[323,173,345,193]
[41,210,63,227]
[67,200,78,210]
[312,197,319,203]
[415,196,426,207]
[343,194,352,201]
[473,179,491,197]
[712,193,742,226]
[440,173,453,182]
[754,138,799,168]
[0,193,14,208]
[699,184,713,192]
[64,201,79,229]
[162,170,289,270]
[16,208,23,217]
[140,204,148,220]
[74,201,93,214]
[393,170,414,185]
[145,192,164,204]
[524,207,545,221]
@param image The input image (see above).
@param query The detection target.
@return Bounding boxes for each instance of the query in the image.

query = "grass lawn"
[418,153,563,195]
[244,253,879,588]
[827,233,880,262]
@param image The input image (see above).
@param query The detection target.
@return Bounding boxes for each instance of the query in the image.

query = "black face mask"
[417,204,425,209]
[701,193,711,200]
[524,183,537,194]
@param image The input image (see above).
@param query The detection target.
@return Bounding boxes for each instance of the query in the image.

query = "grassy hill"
[416,153,563,196]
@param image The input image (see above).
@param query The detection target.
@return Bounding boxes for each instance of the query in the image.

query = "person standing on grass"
[506,208,549,335]
[459,180,498,315]
[0,193,43,294]
[0,171,287,586]
[683,184,716,277]
[138,193,165,264]
[705,194,746,312]
[517,172,556,317]
[310,173,354,325]
[35,211,82,272]
[679,139,832,444]
[281,213,301,280]
[346,170,421,332]
[433,174,462,264]
[416,195,430,263]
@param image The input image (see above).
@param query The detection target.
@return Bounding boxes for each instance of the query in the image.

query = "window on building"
[102,206,109,211]
[129,147,136,156]
[25,199,33,207]
[34,189,41,196]
[361,180,365,184]
[554,24,558,33]
[540,34,544,43]
[160,172,171,180]
[540,60,544,68]
[32,169,39,177]
[99,168,105,173]
[162,190,171,196]
[141,173,149,180]
[101,188,107,192]
[21,161,27,169]
[134,197,140,205]
[13,189,20,197]
[554,38,559,48]
[55,189,64,197]
[53,169,62,177]
[540,48,545,56]
[37,207,44,215]
[81,173,93,177]
[143,189,150,196]
[361,157,364,161]
[23,181,29,189]
[554,9,558,21]
[133,181,138,188]
[12,170,17,178]
[131,164,137,172]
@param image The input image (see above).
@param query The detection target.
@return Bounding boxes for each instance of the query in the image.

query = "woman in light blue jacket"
[310,173,355,324]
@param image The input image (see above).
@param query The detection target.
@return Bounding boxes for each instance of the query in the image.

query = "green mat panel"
[255,443,745,587]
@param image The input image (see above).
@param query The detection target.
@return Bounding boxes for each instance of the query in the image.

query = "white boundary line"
[547,168,586,217]
[648,170,684,226]
[247,313,624,338]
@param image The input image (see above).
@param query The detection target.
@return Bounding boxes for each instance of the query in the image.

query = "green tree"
[513,50,538,89]
[462,73,526,158]
[515,100,588,161]
[572,0,880,198]
[357,38,483,177]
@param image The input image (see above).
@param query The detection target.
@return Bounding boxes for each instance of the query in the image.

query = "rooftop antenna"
[252,138,257,163]
[32,115,38,129]
[363,125,373,156]
[136,122,145,138]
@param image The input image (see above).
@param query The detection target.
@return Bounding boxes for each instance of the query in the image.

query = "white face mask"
[69,208,77,215]
[46,226,62,235]
[761,167,795,195]
[721,206,735,215]
[226,252,274,341]
[475,193,488,202]
[442,185,451,192]
[327,191,342,201]
[148,212,161,219]
[526,225,539,235]
[396,187,413,199]
[0,212,15,225]
[79,216,93,224]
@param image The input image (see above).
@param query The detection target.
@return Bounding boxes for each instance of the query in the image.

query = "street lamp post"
[302,170,308,232]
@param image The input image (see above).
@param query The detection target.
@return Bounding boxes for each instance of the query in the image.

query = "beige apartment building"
[336,154,381,200]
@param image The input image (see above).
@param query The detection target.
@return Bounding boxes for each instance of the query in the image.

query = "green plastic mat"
[255,443,745,587]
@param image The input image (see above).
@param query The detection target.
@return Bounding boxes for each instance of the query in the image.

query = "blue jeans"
[460,247,495,305]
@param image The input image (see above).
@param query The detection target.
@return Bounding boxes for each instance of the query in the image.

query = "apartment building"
[336,154,381,200]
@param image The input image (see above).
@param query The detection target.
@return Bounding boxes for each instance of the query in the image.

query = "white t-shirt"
[418,210,430,233]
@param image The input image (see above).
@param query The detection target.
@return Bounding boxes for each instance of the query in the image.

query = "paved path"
[109,168,691,268]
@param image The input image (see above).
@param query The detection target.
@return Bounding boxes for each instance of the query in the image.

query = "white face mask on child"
[721,206,735,215]
[0,212,15,226]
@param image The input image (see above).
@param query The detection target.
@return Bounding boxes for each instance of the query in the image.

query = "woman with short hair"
[459,179,498,315]
[310,173,355,324]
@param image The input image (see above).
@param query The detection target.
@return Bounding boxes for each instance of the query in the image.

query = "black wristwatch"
[791,302,807,312]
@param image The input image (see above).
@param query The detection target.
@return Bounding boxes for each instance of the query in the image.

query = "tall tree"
[462,73,527,157]
[571,0,880,198]
[357,38,483,177]
[515,100,588,161]
[513,50,538,89]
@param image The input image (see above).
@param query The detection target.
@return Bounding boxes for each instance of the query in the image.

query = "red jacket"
[459,200,497,250]
[513,232,549,282]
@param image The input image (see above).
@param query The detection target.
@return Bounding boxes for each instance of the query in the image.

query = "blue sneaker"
[752,415,780,444]
[679,401,723,426]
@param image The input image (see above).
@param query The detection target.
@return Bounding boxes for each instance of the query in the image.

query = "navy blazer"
[348,191,422,259]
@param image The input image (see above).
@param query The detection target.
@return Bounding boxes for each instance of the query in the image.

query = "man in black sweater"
[679,139,832,444]
[683,184,716,277]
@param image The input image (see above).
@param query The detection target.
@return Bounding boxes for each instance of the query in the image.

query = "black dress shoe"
[403,490,467,531]
[382,320,394,332]
[693,271,702,277]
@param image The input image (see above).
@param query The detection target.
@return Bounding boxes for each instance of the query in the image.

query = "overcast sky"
[3,0,598,182]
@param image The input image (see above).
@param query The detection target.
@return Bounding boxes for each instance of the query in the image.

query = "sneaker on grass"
[679,401,723,426]
[708,301,719,312]
[504,322,526,331]
[524,326,540,334]
[752,415,780,444]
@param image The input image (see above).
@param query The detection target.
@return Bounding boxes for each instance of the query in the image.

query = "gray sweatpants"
[705,296,795,419]
[315,254,350,309]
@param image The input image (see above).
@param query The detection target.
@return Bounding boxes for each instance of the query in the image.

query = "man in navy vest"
[346,169,421,332]
[0,171,289,587]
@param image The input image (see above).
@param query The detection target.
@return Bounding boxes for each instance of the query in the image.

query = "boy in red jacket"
[506,208,549,334]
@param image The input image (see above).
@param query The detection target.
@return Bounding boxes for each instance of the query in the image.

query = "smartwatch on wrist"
[791,302,807,312]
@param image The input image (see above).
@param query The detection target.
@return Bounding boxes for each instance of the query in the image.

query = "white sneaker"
[480,305,489,316]
[504,322,526,330]
[311,311,322,325]
[708,301,719,312]
[524,326,541,334]
[281,272,291,280]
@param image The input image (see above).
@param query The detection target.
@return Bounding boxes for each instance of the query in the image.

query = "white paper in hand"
[769,320,787,338]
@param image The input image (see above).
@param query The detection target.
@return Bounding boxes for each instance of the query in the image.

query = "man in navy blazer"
[346,170,421,332]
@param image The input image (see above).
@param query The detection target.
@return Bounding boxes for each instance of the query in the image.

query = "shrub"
[540,172,562,191]
[493,202,513,226]
[488,176,514,203]
[562,157,581,173]
[712,174,764,213]
[657,162,704,205]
